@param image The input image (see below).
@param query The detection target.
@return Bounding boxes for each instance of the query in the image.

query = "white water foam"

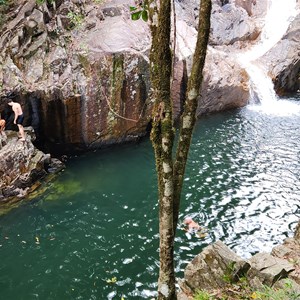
[247,99,300,116]
[238,0,299,114]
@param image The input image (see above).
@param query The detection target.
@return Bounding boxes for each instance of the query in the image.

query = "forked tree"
[132,0,212,298]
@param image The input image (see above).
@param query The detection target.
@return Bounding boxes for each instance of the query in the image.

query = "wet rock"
[0,128,64,204]
[47,158,65,173]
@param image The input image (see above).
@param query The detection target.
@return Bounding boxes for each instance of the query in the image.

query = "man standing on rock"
[7,99,25,141]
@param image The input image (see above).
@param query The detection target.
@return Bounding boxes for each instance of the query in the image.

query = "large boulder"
[259,14,300,94]
[179,221,300,298]
[0,128,64,207]
[183,241,250,291]
[209,3,260,46]
[247,253,295,287]
[271,221,300,285]
[198,48,250,115]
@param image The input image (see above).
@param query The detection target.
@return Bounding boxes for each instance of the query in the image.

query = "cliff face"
[0,0,298,152]
[0,0,153,152]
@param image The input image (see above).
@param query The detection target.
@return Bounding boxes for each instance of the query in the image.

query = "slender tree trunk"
[173,0,212,231]
[149,0,176,298]
[149,0,211,299]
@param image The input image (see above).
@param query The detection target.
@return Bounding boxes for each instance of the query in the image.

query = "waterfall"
[238,0,298,110]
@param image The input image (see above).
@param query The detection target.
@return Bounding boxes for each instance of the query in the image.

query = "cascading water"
[238,0,299,113]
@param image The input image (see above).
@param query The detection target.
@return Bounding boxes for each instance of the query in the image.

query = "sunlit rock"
[0,0,298,152]
[259,14,300,94]
[180,223,300,298]
[183,241,250,290]
[199,48,250,115]
[210,2,259,46]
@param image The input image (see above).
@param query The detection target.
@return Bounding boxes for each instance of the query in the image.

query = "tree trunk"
[173,0,212,231]
[149,0,211,298]
[149,0,176,299]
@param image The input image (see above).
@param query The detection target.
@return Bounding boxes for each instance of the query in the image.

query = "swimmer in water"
[183,217,201,233]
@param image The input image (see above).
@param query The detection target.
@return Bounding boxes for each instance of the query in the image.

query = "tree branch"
[173,0,212,231]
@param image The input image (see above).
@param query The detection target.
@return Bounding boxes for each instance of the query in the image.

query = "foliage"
[192,278,300,300]
[254,279,300,300]
[130,3,149,22]
[36,0,55,4]
[222,261,237,284]
[67,11,84,29]
[193,290,214,300]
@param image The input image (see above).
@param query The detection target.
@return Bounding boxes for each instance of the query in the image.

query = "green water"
[1,98,300,299]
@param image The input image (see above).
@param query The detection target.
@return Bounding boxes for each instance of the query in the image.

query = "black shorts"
[16,114,24,125]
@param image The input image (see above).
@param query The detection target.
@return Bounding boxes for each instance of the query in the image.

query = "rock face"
[209,2,259,46]
[0,0,152,153]
[259,14,300,94]
[0,0,298,153]
[0,128,64,207]
[0,0,298,205]
[179,220,300,299]
[198,48,250,115]
[0,0,282,151]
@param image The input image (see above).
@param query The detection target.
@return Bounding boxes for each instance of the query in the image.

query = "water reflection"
[0,97,300,299]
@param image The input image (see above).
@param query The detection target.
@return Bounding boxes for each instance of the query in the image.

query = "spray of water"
[238,0,299,114]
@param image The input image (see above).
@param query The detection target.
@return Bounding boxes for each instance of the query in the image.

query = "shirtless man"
[7,99,25,141]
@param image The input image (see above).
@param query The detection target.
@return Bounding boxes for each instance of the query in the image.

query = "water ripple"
[1,98,300,298]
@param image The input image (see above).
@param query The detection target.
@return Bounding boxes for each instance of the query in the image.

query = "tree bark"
[173,0,212,231]
[149,0,211,298]
[149,0,176,299]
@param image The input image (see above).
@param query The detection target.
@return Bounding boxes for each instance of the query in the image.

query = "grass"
[0,0,11,29]
[193,290,215,300]
[192,279,300,300]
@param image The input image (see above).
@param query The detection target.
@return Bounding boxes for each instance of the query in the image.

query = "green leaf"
[131,11,142,21]
[129,6,137,11]
[141,10,148,22]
